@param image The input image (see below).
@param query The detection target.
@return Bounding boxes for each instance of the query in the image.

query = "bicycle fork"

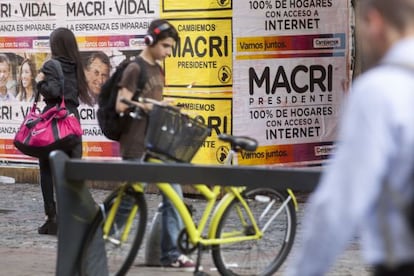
[102,184,144,246]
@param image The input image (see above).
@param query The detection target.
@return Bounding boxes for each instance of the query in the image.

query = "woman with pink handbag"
[34,28,93,235]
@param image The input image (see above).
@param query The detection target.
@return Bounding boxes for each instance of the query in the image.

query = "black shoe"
[38,219,57,235]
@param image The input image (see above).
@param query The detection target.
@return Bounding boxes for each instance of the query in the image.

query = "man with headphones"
[115,19,197,271]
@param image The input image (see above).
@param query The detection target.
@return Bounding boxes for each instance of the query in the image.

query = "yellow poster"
[165,93,232,164]
[162,0,232,13]
[164,18,232,90]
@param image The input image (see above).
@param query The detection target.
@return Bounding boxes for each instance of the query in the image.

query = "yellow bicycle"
[79,98,298,276]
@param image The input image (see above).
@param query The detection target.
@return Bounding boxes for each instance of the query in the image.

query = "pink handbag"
[13,59,82,159]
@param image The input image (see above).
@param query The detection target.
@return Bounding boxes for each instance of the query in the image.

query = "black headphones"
[144,23,171,46]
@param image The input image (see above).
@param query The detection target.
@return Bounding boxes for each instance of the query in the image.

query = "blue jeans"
[122,157,184,265]
[116,184,184,265]
[160,183,184,265]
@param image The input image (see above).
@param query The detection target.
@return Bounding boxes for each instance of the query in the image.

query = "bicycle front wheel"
[79,187,147,276]
[212,188,296,276]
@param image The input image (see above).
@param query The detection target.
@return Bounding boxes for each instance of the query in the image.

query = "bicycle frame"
[101,152,298,249]
[160,182,264,246]
[90,100,300,275]
[102,179,296,250]
[102,183,145,244]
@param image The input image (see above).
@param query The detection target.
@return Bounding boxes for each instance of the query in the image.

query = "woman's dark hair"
[18,58,37,101]
[147,19,179,44]
[49,27,92,105]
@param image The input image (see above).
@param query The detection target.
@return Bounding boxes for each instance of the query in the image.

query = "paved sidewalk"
[0,181,371,275]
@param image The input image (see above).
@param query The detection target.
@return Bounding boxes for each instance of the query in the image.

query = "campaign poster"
[0,0,159,162]
[233,0,352,165]
[160,1,234,165]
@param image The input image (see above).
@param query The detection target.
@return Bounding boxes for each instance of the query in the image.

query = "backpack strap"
[131,56,163,100]
[132,56,148,100]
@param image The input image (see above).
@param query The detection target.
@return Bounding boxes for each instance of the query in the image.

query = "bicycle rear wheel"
[79,186,147,276]
[212,188,296,276]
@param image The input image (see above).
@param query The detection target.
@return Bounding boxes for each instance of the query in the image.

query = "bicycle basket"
[145,105,211,162]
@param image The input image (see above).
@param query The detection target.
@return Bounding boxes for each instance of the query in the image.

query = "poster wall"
[0,0,352,166]
[233,0,351,165]
[161,0,233,164]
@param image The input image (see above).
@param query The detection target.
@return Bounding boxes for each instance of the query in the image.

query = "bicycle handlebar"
[136,96,163,106]
[120,98,147,119]
[120,97,184,121]
[218,134,258,152]
[120,97,158,108]
[121,97,258,152]
[121,97,181,111]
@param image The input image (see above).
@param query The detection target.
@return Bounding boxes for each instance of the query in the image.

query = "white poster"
[233,0,351,165]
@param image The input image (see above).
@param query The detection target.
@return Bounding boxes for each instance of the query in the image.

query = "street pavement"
[0,180,372,275]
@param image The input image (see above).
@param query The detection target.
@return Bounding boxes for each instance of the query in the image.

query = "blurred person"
[17,58,37,102]
[115,19,197,271]
[0,54,16,101]
[285,0,414,275]
[84,51,110,105]
[35,27,92,235]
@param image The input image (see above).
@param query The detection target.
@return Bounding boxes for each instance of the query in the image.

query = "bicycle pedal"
[245,225,255,236]
[107,236,121,245]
